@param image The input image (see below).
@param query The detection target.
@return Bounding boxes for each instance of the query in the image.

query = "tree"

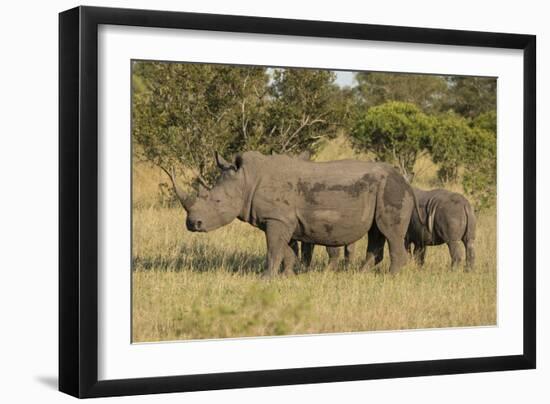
[355,72,448,113]
[462,127,497,211]
[263,69,340,154]
[350,101,434,179]
[471,109,497,133]
[428,111,496,209]
[132,61,269,184]
[429,113,471,183]
[330,85,360,133]
[443,76,497,119]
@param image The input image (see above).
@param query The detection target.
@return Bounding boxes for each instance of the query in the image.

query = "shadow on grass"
[131,240,343,274]
[133,242,266,274]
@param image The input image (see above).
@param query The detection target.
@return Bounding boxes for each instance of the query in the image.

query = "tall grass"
[132,137,496,342]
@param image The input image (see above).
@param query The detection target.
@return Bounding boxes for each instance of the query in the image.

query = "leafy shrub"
[351,101,434,179]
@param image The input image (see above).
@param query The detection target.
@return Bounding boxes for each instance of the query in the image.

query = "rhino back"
[245,155,389,246]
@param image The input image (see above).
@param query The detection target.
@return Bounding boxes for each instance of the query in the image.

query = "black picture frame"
[59,5,536,398]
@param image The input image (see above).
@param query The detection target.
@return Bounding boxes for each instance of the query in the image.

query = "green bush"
[462,128,497,211]
[351,101,434,179]
[429,113,471,184]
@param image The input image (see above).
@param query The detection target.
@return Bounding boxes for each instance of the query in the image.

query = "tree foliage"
[263,69,340,154]
[355,72,448,113]
[443,77,497,119]
[471,110,497,133]
[462,120,497,211]
[132,63,342,184]
[429,113,471,183]
[351,102,434,179]
[428,111,496,210]
[132,61,498,210]
[132,62,269,184]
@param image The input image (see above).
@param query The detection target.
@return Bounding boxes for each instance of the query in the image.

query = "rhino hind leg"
[447,240,464,269]
[386,237,409,274]
[375,177,417,274]
[344,243,356,268]
[362,225,385,272]
[325,247,340,271]
[373,213,409,274]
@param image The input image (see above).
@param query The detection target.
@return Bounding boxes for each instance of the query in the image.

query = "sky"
[266,67,356,88]
[334,71,355,87]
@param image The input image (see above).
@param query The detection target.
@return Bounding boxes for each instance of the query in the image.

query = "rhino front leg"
[281,244,297,276]
[263,221,293,278]
[326,247,340,271]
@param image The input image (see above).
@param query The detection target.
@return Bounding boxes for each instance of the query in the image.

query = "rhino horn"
[161,166,194,211]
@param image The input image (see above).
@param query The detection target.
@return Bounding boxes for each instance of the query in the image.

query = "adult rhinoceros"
[165,151,422,277]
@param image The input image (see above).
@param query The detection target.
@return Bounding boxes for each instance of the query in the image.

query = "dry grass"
[131,136,496,342]
[132,210,496,342]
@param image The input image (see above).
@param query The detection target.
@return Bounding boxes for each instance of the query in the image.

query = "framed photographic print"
[59,6,536,398]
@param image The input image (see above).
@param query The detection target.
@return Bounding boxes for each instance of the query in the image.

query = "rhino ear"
[234,154,243,169]
[215,152,236,171]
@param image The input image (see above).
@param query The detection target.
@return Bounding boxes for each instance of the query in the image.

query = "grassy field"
[132,137,497,342]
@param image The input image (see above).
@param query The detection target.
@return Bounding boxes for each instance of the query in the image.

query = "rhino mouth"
[186,219,207,232]
[188,228,207,233]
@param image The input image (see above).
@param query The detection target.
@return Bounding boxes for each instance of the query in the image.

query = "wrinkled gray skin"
[405,188,476,269]
[290,241,356,271]
[168,151,421,277]
[289,151,355,270]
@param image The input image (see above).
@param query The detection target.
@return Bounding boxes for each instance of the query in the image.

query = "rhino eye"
[215,199,221,203]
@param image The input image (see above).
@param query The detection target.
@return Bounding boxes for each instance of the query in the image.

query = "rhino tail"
[463,203,476,241]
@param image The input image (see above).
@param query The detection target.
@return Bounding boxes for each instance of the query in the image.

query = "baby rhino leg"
[300,242,314,268]
[447,240,464,269]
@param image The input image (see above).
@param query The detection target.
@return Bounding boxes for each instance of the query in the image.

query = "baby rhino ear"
[215,151,236,171]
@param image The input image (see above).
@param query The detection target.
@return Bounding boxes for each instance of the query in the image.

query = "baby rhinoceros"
[406,188,476,269]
